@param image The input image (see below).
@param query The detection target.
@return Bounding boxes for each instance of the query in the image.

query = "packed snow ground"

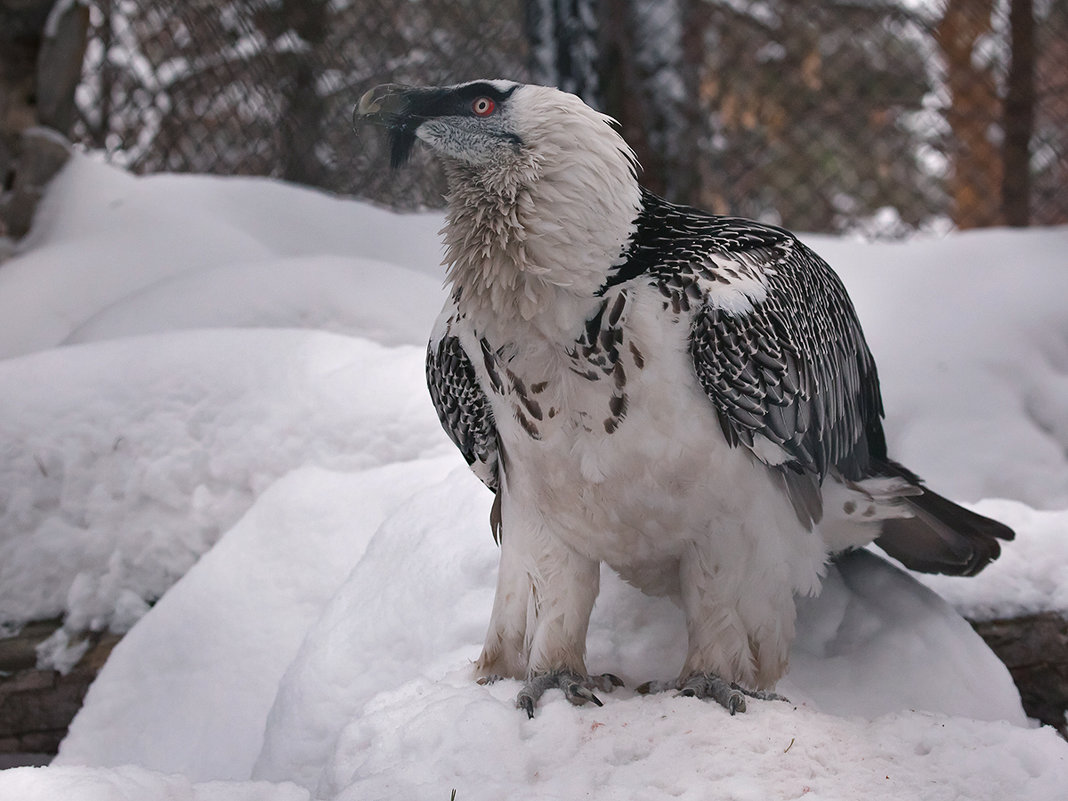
[0,155,1066,799]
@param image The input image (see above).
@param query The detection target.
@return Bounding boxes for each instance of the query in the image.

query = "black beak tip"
[353,84,419,168]
[355,84,413,124]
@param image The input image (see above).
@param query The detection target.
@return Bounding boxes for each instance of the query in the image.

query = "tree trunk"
[279,0,329,187]
[1,0,57,207]
[935,0,1004,229]
[0,0,85,241]
[525,0,601,106]
[1002,0,1034,227]
[972,612,1068,738]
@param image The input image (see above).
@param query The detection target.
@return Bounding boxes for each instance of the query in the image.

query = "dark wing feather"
[611,192,886,525]
[688,251,884,483]
[426,326,500,495]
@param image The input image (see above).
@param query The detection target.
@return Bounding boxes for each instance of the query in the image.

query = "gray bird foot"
[516,670,623,718]
[635,674,786,716]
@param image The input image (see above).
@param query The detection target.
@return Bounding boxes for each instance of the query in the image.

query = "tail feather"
[875,488,1015,577]
[872,460,1014,577]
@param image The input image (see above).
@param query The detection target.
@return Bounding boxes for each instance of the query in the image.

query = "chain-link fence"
[68,0,1067,235]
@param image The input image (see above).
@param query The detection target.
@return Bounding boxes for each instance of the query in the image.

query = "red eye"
[472,97,495,117]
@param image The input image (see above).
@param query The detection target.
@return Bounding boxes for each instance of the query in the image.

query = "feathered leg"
[475,493,614,716]
[653,531,805,713]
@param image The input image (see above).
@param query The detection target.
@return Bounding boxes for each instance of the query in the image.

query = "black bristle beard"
[389,127,417,169]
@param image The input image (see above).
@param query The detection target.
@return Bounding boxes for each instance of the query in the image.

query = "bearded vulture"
[356,80,1014,717]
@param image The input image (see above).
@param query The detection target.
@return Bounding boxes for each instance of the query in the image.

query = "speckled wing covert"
[614,192,887,510]
[426,325,500,494]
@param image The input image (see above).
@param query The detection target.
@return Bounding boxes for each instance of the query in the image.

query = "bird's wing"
[426,306,500,496]
[614,193,886,524]
[686,232,885,482]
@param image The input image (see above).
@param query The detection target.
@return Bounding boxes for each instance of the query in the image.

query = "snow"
[0,330,447,636]
[0,154,1067,798]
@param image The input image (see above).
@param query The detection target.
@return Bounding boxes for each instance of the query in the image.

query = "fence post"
[279,0,329,187]
[1002,0,1034,227]
[37,1,90,135]
[0,0,88,244]
[525,0,602,106]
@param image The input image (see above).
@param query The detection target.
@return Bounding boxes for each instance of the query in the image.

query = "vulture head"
[356,80,526,169]
[356,80,638,186]
[355,80,643,316]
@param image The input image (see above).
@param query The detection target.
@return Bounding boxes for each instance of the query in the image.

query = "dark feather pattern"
[610,190,885,485]
[427,330,500,493]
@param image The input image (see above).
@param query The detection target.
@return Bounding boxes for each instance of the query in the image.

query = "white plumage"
[357,80,1014,716]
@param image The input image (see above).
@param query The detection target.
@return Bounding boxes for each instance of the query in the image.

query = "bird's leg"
[516,670,624,719]
[476,496,617,716]
[516,544,608,717]
[636,538,796,714]
[474,528,532,681]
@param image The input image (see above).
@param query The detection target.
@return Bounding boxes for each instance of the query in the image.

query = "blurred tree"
[526,0,600,104]
[0,0,54,192]
[275,0,329,187]
[598,0,698,202]
[935,0,1003,229]
[1002,0,1034,226]
[0,0,87,239]
[687,0,937,233]
[1031,0,1067,226]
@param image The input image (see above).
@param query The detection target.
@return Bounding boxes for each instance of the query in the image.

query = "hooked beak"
[356,83,414,124]
[354,83,420,168]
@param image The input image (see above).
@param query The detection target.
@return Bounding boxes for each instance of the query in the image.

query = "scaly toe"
[514,670,619,717]
[563,680,603,707]
[735,684,788,703]
[587,672,624,692]
[674,674,754,715]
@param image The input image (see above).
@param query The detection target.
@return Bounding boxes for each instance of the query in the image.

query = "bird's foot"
[635,673,786,716]
[516,670,623,719]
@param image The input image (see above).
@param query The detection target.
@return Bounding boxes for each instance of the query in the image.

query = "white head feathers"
[437,84,643,324]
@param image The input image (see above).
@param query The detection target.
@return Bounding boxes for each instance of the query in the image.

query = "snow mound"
[51,467,1056,800]
[0,765,309,801]
[0,154,446,359]
[65,255,445,349]
[0,329,448,639]
[54,460,458,780]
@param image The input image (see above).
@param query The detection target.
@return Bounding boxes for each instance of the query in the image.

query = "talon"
[635,679,675,695]
[727,691,746,716]
[566,682,603,707]
[513,669,618,716]
[518,694,535,719]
